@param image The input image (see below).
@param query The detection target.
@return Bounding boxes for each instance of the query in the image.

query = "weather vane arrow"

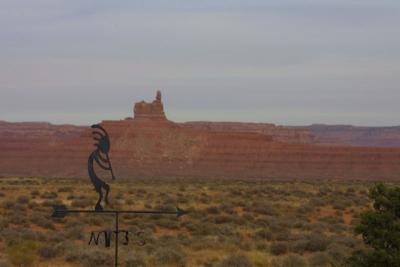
[52,205,187,219]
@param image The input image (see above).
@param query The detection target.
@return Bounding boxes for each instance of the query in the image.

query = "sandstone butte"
[1,90,400,181]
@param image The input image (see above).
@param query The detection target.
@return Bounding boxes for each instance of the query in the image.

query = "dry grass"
[0,177,391,266]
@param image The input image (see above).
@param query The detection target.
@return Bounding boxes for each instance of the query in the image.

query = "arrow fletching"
[52,205,68,218]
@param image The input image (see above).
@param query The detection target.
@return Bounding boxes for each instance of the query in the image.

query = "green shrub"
[345,183,400,267]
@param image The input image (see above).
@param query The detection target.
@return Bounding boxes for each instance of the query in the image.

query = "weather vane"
[89,124,116,211]
[52,123,187,267]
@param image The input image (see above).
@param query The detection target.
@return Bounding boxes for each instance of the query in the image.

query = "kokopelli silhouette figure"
[88,124,116,211]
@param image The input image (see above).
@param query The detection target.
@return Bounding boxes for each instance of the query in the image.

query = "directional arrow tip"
[176,207,187,218]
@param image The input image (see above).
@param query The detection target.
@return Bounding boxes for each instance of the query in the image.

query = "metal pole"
[115,211,119,267]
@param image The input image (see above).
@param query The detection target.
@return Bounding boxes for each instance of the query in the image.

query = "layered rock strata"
[1,92,400,180]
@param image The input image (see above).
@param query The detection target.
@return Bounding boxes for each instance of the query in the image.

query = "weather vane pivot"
[89,124,116,211]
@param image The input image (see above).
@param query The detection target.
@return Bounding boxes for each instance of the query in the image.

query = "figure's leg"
[104,183,110,205]
[95,188,103,211]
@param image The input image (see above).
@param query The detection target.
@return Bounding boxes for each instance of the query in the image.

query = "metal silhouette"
[88,124,116,211]
[52,123,187,267]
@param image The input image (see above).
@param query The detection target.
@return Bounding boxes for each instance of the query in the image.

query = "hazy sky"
[1,0,399,126]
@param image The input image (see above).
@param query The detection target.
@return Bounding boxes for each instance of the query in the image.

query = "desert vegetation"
[0,177,394,266]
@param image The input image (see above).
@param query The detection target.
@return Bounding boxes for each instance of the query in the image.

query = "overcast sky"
[0,0,399,126]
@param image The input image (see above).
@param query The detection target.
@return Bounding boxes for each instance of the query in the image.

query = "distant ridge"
[305,124,400,147]
[1,91,400,180]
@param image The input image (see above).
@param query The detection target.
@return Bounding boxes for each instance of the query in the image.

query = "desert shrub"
[125,199,134,205]
[219,203,235,214]
[85,216,104,226]
[19,229,41,242]
[326,243,349,260]
[66,225,84,240]
[289,239,308,254]
[309,197,329,207]
[41,200,56,207]
[54,241,74,256]
[253,203,277,216]
[255,229,272,240]
[331,236,359,249]
[218,254,252,267]
[273,228,291,241]
[154,247,186,266]
[80,248,113,267]
[64,246,82,262]
[238,210,252,220]
[214,215,232,224]
[65,219,84,228]
[309,252,331,266]
[17,195,30,204]
[156,218,179,229]
[180,220,195,232]
[358,189,367,195]
[125,253,146,267]
[255,241,268,250]
[6,240,37,267]
[1,228,18,242]
[199,196,211,204]
[47,233,64,243]
[115,192,124,199]
[346,187,356,194]
[1,200,15,210]
[177,196,189,204]
[41,191,58,199]
[272,253,307,267]
[27,201,38,209]
[320,215,344,224]
[30,190,40,197]
[71,198,92,208]
[270,242,288,255]
[297,204,313,214]
[305,233,330,252]
[58,186,72,192]
[39,245,58,259]
[206,206,219,214]
[31,214,55,229]
[8,213,27,226]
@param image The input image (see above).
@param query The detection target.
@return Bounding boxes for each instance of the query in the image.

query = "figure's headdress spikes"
[91,124,109,138]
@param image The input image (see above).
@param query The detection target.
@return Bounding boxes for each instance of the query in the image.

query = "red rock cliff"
[1,92,400,180]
